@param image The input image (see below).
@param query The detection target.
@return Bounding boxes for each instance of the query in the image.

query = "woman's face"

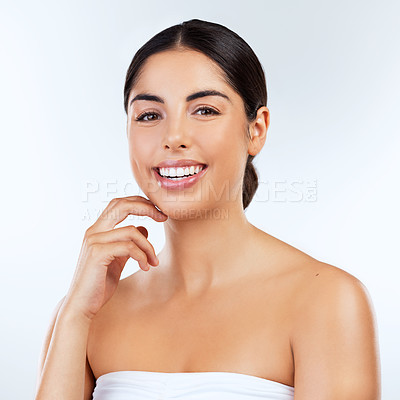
[126,48,251,218]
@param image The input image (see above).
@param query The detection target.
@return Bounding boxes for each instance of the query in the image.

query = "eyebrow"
[129,89,231,107]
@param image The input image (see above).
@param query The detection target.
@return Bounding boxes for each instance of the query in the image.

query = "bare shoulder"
[290,259,375,318]
[253,227,381,398]
[289,260,381,399]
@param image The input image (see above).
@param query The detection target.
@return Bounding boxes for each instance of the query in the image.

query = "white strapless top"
[92,370,294,400]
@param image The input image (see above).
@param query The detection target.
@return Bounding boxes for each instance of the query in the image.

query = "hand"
[61,196,168,321]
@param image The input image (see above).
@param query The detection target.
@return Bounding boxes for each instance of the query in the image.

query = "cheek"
[128,133,156,179]
[206,125,247,172]
[202,134,246,203]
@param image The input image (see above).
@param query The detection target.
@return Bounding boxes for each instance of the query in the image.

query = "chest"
[87,277,295,386]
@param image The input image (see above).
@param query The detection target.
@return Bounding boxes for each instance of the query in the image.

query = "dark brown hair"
[124,19,267,210]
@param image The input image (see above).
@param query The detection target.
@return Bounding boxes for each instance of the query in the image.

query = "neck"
[157,201,259,297]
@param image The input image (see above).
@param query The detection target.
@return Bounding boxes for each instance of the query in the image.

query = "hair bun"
[243,155,258,210]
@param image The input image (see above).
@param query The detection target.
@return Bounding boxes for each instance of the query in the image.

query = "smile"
[158,165,205,178]
[153,165,208,190]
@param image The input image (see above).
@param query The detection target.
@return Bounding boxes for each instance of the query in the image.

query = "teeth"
[159,165,204,178]
[176,167,184,177]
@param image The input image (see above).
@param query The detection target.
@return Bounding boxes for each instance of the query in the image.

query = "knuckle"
[110,197,120,205]
[130,227,152,250]
[127,241,136,250]
[84,226,93,237]
[116,198,129,210]
[126,226,139,241]
[132,246,146,261]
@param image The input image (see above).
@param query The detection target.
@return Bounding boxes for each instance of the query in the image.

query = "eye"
[135,106,220,122]
[195,106,220,117]
[135,111,160,122]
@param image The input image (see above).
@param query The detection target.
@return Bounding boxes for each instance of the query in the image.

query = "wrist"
[58,302,94,326]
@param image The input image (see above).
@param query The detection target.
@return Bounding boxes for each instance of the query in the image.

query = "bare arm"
[292,269,381,399]
[35,298,95,400]
[34,196,168,399]
[36,296,65,386]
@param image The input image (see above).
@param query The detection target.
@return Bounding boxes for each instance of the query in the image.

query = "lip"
[153,164,208,190]
[154,159,207,169]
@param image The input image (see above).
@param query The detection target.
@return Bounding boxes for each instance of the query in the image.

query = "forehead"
[131,49,236,101]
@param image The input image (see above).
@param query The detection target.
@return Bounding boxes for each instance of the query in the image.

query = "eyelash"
[135,106,220,122]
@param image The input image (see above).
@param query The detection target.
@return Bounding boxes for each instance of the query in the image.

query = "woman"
[35,19,380,400]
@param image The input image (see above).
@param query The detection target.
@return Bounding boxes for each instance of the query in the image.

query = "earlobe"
[247,128,259,156]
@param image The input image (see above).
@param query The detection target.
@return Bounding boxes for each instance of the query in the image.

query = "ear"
[247,106,270,156]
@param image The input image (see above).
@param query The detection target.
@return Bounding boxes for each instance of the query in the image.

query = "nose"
[162,116,192,150]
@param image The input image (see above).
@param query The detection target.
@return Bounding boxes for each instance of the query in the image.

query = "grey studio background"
[0,0,399,399]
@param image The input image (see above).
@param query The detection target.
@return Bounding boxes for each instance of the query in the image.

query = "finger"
[123,196,168,217]
[86,225,158,265]
[91,196,168,233]
[90,240,150,271]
